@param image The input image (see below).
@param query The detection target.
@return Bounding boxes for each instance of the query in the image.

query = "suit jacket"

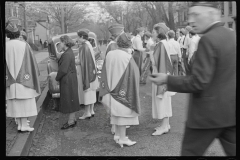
[167,22,236,129]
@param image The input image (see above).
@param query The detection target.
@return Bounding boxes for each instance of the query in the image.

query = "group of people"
[99,1,236,156]
[6,1,235,156]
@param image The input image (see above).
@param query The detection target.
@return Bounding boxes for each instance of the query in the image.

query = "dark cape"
[153,41,173,96]
[56,48,79,114]
[6,42,41,94]
[105,41,118,56]
[79,41,97,91]
[99,57,141,114]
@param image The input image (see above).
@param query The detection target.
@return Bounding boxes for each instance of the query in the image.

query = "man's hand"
[148,73,168,86]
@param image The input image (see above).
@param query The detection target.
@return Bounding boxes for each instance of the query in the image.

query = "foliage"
[26,2,87,34]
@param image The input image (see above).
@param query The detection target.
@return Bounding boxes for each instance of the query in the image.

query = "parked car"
[47,31,103,108]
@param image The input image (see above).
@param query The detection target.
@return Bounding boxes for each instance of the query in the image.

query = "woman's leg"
[68,112,76,124]
[90,103,95,115]
[79,105,91,119]
[152,117,170,136]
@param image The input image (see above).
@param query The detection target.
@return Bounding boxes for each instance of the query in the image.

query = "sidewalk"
[6,49,49,156]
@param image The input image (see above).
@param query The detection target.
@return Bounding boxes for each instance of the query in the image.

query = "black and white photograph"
[5,1,236,157]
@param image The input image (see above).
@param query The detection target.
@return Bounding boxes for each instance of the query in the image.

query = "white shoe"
[20,118,34,132]
[118,138,137,148]
[152,127,169,136]
[16,118,21,130]
[21,126,34,132]
[79,114,91,120]
[126,126,130,128]
[155,124,170,131]
[114,135,128,143]
[27,120,30,123]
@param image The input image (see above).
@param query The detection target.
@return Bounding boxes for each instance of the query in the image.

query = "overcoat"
[167,22,236,129]
[56,48,79,114]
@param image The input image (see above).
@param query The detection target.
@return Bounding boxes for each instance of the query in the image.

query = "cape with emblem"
[99,49,141,116]
[78,40,97,91]
[6,40,41,95]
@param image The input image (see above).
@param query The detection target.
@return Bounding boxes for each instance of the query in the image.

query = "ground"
[28,76,226,156]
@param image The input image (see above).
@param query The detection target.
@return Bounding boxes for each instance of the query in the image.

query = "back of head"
[136,27,145,34]
[167,30,175,39]
[60,35,75,48]
[144,31,152,39]
[117,32,132,49]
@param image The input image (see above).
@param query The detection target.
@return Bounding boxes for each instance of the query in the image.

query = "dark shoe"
[61,122,76,130]
[91,114,95,117]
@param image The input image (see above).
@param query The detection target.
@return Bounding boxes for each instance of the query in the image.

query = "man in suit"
[149,2,236,156]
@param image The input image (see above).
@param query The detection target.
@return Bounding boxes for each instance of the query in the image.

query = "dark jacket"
[167,22,236,129]
[56,48,79,113]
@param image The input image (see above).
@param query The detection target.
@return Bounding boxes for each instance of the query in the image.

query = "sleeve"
[135,37,146,52]
[188,41,195,61]
[55,53,70,81]
[167,36,217,93]
[177,44,182,59]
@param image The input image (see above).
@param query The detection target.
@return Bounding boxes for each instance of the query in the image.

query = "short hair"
[77,30,88,40]
[144,31,152,39]
[6,30,20,40]
[157,33,167,40]
[167,30,175,39]
[60,35,75,48]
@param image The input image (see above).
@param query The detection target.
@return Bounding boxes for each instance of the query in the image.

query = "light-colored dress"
[151,40,176,119]
[83,41,98,105]
[6,40,39,117]
[101,49,139,126]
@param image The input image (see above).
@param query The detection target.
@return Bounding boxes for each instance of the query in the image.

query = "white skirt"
[111,115,139,126]
[6,98,38,118]
[84,90,96,105]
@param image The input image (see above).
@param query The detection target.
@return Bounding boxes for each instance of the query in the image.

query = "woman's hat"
[108,23,124,37]
[153,23,170,34]
[117,32,132,48]
[144,31,152,37]
[6,21,19,33]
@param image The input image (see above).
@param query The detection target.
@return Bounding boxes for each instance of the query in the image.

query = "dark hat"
[191,2,220,9]
[153,23,170,34]
[144,31,152,37]
[77,28,90,34]
[108,23,124,37]
[6,21,19,33]
[117,32,132,48]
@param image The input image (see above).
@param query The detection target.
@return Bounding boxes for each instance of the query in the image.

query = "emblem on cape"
[6,75,8,80]
[23,73,30,80]
[101,81,105,88]
[119,89,126,97]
